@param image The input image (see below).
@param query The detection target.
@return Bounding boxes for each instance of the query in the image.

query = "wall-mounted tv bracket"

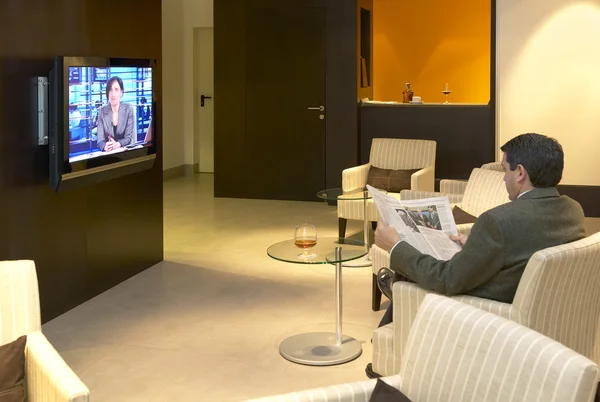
[33,76,49,145]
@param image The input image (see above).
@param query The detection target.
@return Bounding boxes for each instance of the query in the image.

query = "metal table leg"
[278,247,363,365]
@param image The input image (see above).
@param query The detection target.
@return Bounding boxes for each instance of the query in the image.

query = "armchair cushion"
[452,205,477,225]
[370,378,412,402]
[367,167,420,193]
[0,335,26,402]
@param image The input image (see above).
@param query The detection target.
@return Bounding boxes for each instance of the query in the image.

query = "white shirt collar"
[517,189,534,199]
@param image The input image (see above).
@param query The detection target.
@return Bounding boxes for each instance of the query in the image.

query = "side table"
[317,188,374,267]
[267,237,366,365]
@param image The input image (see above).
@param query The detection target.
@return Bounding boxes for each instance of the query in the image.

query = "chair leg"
[372,273,382,311]
[338,218,347,239]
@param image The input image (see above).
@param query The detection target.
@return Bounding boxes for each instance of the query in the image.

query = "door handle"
[200,94,212,107]
[308,106,325,111]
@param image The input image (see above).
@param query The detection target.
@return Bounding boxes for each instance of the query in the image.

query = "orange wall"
[373,0,491,104]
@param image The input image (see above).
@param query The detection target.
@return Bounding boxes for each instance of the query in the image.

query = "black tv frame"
[49,56,157,192]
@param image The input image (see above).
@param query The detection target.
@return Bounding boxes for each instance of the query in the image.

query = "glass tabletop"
[267,237,366,265]
[316,188,373,201]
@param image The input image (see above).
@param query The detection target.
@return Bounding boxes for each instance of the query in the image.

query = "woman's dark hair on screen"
[105,76,124,100]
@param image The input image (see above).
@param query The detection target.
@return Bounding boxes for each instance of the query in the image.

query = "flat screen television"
[49,56,157,191]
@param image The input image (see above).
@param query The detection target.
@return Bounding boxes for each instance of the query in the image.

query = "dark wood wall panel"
[214,0,360,199]
[326,0,360,190]
[0,0,163,322]
[214,0,248,198]
[557,185,600,218]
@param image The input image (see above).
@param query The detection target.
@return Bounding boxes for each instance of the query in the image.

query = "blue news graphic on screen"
[67,66,153,163]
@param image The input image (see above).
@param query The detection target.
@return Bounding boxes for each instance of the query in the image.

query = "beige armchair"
[245,294,599,402]
[0,260,89,401]
[372,232,600,377]
[371,167,510,310]
[337,138,436,238]
[480,160,505,172]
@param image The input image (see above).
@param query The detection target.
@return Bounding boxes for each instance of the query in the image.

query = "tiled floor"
[42,173,600,401]
[43,173,382,401]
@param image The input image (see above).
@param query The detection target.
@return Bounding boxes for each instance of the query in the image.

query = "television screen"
[66,66,153,163]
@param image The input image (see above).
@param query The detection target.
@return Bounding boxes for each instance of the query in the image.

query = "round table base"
[342,255,372,268]
[279,332,363,366]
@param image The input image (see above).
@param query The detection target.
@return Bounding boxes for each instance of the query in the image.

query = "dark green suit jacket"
[390,187,586,303]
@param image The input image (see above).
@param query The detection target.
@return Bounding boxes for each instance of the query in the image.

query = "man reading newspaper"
[365,133,586,378]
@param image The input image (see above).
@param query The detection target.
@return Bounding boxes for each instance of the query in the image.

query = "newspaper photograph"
[367,184,462,260]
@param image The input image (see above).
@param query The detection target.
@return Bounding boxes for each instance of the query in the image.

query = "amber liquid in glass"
[294,239,317,248]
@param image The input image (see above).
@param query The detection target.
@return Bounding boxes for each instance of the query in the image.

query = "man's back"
[466,187,585,302]
[391,187,585,303]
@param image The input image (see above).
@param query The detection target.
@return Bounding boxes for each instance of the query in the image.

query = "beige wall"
[497,0,600,185]
[161,0,185,170]
[161,0,213,171]
[183,0,214,166]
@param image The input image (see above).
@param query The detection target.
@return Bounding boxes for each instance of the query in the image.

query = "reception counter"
[359,101,495,183]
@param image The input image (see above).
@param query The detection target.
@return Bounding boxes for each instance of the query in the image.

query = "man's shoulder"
[478,188,583,222]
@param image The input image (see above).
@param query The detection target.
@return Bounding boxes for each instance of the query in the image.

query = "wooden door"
[245,1,326,201]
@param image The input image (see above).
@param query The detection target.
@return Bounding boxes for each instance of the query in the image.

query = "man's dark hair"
[500,133,564,187]
[105,76,124,100]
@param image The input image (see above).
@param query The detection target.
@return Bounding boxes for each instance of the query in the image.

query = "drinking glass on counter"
[443,83,451,104]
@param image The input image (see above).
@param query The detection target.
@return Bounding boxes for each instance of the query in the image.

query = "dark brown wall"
[359,104,495,181]
[0,0,164,322]
[215,0,360,199]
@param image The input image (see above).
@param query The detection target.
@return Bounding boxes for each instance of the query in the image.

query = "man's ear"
[516,164,528,182]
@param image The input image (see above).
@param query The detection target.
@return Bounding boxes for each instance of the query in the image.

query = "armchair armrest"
[392,282,434,364]
[371,244,391,275]
[410,166,434,192]
[342,163,370,192]
[440,179,468,195]
[450,295,518,321]
[456,223,474,236]
[400,189,444,200]
[25,331,89,402]
[391,282,518,364]
[400,189,464,204]
[245,376,403,402]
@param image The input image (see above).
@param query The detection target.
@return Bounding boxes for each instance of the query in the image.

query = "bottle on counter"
[405,83,414,103]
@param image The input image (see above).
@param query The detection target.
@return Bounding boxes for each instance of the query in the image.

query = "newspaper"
[367,184,462,260]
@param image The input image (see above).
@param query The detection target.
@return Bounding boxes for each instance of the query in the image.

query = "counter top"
[360,101,489,107]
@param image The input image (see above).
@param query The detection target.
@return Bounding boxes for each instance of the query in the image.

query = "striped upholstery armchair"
[370,167,510,311]
[246,294,599,402]
[337,138,436,238]
[372,232,600,378]
[0,260,90,401]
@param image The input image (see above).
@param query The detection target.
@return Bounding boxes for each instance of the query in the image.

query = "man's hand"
[449,233,468,247]
[374,220,401,253]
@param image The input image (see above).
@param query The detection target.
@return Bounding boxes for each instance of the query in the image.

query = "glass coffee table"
[267,237,366,366]
[317,188,374,267]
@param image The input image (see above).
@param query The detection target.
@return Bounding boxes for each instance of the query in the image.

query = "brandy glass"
[442,83,451,104]
[294,223,317,259]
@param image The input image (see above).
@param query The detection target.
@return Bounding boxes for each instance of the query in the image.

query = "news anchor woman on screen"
[97,76,135,152]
